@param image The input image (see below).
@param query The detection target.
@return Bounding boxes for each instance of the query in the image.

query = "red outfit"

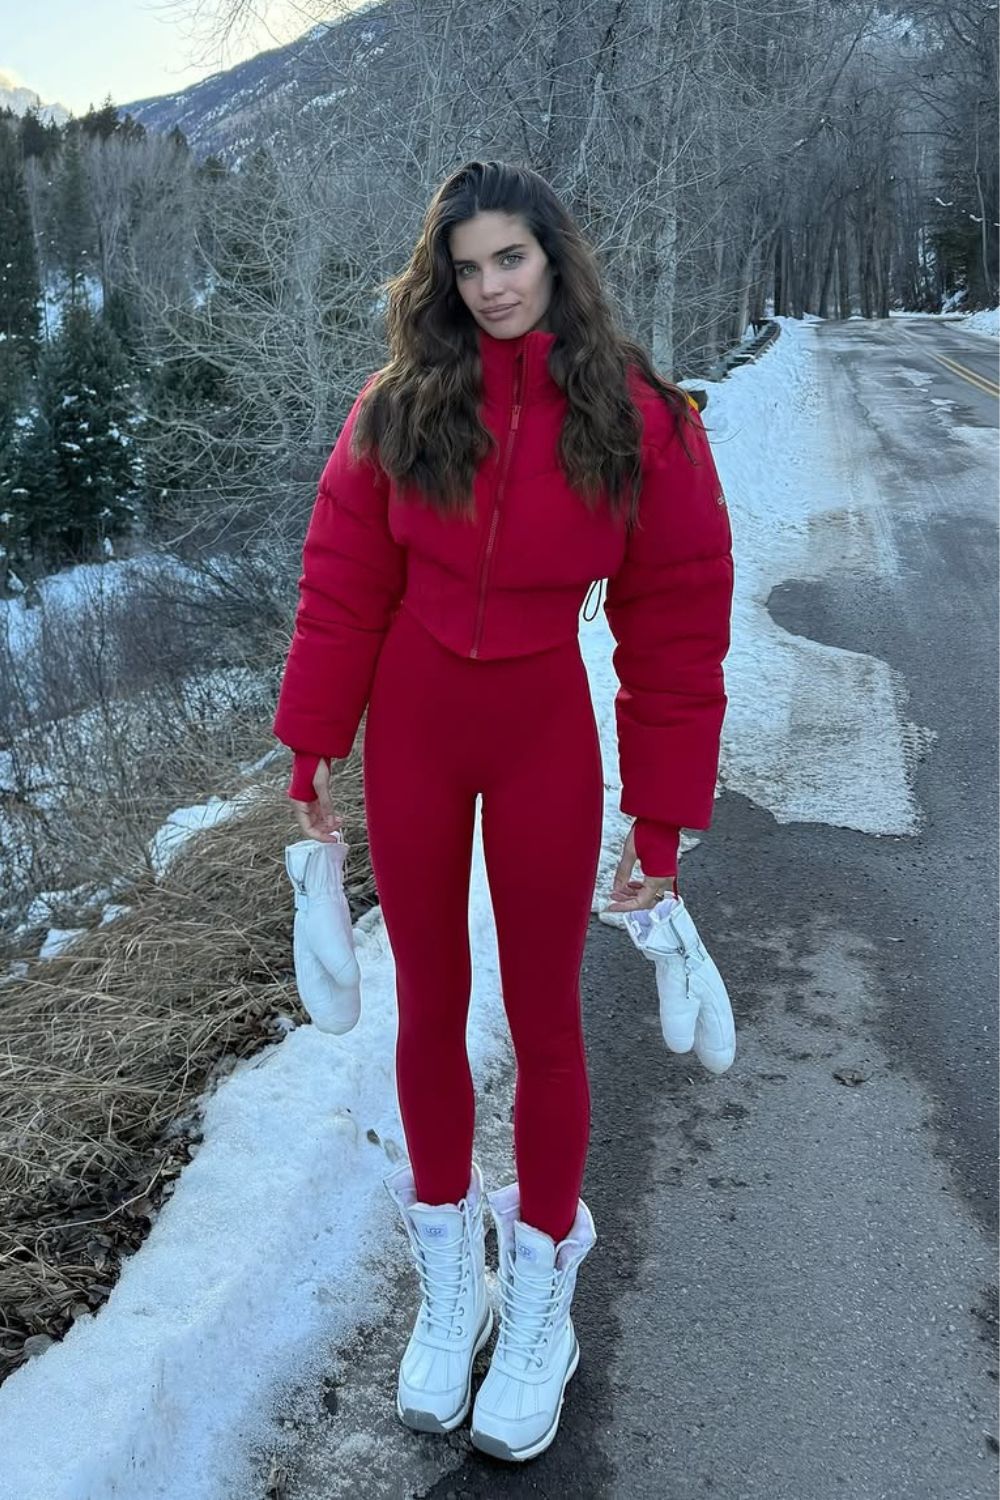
[362,602,601,1239]
[273,325,734,878]
[272,325,732,1238]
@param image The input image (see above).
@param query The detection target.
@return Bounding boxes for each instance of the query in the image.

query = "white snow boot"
[622,893,736,1074]
[383,1159,493,1433]
[470,1182,596,1462]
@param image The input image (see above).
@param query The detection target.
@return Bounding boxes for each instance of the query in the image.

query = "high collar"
[476,323,558,405]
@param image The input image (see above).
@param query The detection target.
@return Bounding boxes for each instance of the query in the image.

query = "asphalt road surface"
[274,316,998,1500]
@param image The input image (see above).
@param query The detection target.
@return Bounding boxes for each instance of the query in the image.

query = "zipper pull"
[513,349,525,427]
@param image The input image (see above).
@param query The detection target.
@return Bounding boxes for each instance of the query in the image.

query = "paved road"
[277,317,998,1500]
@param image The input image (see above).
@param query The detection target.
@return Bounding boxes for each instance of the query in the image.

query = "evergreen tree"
[80,96,120,142]
[18,108,61,164]
[9,375,56,568]
[0,338,28,586]
[215,146,292,307]
[21,303,137,565]
[141,304,240,538]
[0,122,42,377]
[930,126,999,307]
[117,114,146,146]
[103,284,139,358]
[54,131,94,306]
[198,154,227,185]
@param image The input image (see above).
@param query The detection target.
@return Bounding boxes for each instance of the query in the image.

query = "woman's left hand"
[604,822,677,912]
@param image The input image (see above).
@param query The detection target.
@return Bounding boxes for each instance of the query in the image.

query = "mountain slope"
[0,70,71,125]
[119,5,389,163]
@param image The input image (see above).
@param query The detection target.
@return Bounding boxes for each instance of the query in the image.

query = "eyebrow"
[451,242,528,267]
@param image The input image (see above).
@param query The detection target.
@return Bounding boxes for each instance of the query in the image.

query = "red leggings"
[363,603,603,1244]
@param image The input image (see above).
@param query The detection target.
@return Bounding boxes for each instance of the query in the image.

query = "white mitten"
[621,894,735,1074]
[284,836,362,1035]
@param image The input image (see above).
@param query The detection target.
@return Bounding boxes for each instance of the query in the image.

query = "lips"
[482,305,517,315]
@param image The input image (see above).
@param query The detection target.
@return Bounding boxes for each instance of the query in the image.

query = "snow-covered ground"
[889,303,1000,340]
[0,550,272,924]
[0,551,198,661]
[0,313,935,1499]
[960,306,1000,339]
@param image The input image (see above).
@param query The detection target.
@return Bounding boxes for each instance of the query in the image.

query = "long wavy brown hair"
[350,160,701,532]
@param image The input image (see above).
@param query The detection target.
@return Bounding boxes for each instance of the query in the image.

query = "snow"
[0,553,198,661]
[99,902,132,926]
[37,926,88,959]
[0,657,270,918]
[0,313,943,1496]
[930,291,1000,339]
[302,89,348,110]
[0,551,266,929]
[19,881,124,931]
[960,306,1000,339]
[681,313,929,839]
[148,789,261,877]
[0,72,71,125]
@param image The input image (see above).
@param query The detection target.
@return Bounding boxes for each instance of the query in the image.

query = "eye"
[456,252,523,278]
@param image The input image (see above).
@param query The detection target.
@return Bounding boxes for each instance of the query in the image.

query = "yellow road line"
[931,350,999,398]
[896,326,999,397]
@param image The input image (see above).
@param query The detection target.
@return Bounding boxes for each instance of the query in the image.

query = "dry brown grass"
[0,753,374,1384]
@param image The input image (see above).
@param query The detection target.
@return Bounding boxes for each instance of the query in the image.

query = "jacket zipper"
[470,352,523,659]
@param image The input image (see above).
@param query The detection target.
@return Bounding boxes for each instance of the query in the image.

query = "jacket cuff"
[633,820,680,878]
[289,752,324,802]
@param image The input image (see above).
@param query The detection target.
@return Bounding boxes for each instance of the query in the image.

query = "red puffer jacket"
[272,325,733,878]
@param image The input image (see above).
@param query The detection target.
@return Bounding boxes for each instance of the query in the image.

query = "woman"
[272,160,733,1462]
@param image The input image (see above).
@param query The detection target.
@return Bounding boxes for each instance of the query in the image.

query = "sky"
[0,0,362,115]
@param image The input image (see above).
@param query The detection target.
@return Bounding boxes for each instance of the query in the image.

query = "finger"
[313,770,340,831]
[291,798,342,842]
[311,804,342,839]
[607,881,663,913]
[605,885,643,911]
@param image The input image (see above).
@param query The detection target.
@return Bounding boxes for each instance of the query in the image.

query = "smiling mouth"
[482,305,517,314]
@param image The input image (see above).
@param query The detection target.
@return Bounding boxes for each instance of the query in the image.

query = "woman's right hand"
[291,757,344,842]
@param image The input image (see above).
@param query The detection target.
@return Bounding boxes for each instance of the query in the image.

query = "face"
[449,211,555,338]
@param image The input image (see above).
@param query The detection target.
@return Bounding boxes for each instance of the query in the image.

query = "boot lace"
[410,1213,476,1340]
[496,1257,564,1368]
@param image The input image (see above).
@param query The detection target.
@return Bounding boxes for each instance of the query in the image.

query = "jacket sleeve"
[603,400,733,877]
[272,375,407,798]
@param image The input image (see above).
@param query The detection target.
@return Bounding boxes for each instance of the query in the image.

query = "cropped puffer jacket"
[272,324,734,878]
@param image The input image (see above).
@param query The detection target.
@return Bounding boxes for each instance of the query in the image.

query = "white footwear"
[284,835,361,1034]
[383,1160,493,1433]
[622,894,736,1074]
[470,1182,596,1462]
